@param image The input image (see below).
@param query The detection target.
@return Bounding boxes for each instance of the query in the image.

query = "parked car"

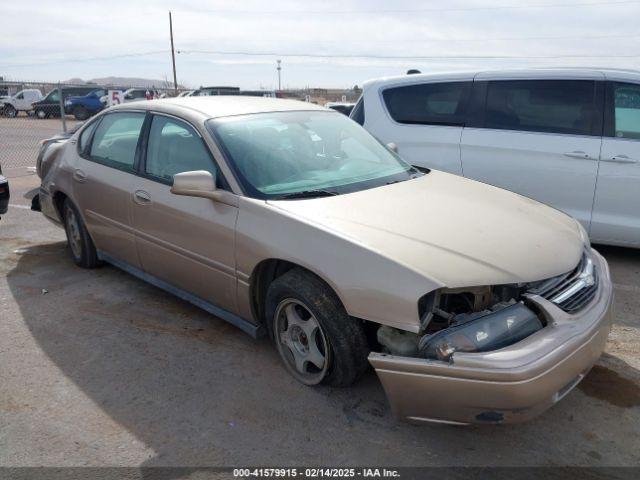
[1,89,43,117]
[325,102,355,115]
[32,86,98,119]
[0,163,8,217]
[64,89,107,120]
[33,97,612,425]
[191,86,240,96]
[354,68,640,248]
[122,88,160,103]
[178,90,194,97]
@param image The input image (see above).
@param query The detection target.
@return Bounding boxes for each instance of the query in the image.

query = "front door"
[591,82,640,247]
[461,79,603,228]
[131,113,239,312]
[72,111,146,267]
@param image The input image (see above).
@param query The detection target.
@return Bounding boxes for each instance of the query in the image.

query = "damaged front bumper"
[369,249,613,425]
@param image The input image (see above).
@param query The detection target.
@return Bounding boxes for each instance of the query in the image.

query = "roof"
[111,96,327,118]
[362,67,640,90]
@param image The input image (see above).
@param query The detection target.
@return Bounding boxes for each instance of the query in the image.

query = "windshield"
[208,111,419,199]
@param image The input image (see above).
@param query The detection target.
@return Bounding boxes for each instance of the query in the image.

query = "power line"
[177,49,640,60]
[0,50,168,68]
[183,0,640,15]
[294,32,640,45]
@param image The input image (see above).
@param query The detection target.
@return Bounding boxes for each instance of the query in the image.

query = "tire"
[266,268,369,387]
[4,105,16,118]
[73,106,89,120]
[35,108,47,119]
[62,199,100,268]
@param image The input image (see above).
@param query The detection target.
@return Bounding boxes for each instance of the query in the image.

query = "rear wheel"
[73,105,89,120]
[63,199,99,268]
[4,105,16,118]
[266,268,369,387]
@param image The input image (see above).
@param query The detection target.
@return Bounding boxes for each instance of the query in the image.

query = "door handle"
[603,154,638,164]
[563,151,592,160]
[72,169,87,183]
[133,190,151,204]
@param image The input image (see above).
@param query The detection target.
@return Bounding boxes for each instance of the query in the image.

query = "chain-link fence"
[0,78,362,178]
[0,79,187,178]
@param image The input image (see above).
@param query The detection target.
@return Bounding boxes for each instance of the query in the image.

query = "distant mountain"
[64,76,185,89]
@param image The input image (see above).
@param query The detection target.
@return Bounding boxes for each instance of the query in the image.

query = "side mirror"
[171,170,217,199]
[386,142,399,153]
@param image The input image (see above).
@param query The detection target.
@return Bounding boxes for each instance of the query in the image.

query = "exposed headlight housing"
[418,302,543,362]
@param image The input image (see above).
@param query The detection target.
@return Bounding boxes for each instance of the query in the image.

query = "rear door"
[130,113,239,313]
[364,78,472,174]
[72,111,146,267]
[460,76,604,228]
[591,81,640,246]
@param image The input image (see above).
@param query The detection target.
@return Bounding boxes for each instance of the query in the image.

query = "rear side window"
[484,80,596,136]
[382,82,471,126]
[78,120,99,153]
[89,112,145,170]
[611,82,640,140]
[145,115,224,187]
[350,96,365,125]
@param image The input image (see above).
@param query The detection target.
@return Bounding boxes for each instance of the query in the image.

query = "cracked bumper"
[369,249,613,425]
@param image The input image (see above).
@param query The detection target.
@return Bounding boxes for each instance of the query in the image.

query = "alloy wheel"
[274,298,330,385]
[64,204,82,259]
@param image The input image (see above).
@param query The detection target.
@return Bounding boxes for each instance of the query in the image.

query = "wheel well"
[249,259,380,349]
[52,191,68,221]
[249,259,298,325]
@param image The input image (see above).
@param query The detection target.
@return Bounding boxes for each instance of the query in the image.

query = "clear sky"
[1,0,639,89]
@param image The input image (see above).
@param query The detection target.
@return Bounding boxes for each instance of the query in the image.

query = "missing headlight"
[418,302,543,362]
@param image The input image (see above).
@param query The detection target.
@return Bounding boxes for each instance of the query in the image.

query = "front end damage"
[368,248,613,425]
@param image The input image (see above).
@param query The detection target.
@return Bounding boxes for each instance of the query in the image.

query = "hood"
[269,171,584,287]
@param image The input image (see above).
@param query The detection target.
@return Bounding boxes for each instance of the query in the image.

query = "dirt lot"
[1,122,640,467]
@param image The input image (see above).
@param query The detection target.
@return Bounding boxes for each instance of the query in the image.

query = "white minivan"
[353,69,640,248]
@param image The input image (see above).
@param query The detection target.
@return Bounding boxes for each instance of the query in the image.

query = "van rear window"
[382,82,471,126]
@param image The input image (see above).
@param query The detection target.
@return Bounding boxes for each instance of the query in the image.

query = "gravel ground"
[0,148,639,468]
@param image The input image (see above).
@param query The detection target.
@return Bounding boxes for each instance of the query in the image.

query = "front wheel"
[35,109,47,119]
[266,269,369,387]
[4,105,16,118]
[63,199,100,268]
[73,106,89,120]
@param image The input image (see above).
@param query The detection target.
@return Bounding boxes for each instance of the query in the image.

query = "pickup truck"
[64,88,107,120]
[1,89,43,117]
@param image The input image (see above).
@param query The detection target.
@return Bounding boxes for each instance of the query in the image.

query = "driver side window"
[145,115,223,187]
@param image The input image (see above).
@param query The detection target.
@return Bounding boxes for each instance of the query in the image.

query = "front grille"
[528,253,598,313]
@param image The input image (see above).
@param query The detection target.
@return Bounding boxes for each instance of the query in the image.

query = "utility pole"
[169,11,178,94]
[277,59,282,91]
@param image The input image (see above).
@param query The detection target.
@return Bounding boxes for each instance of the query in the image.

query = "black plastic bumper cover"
[0,175,9,215]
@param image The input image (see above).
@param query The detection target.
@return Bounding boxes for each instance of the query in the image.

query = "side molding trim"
[97,250,265,338]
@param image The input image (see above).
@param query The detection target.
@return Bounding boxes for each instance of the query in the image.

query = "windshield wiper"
[273,189,339,200]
